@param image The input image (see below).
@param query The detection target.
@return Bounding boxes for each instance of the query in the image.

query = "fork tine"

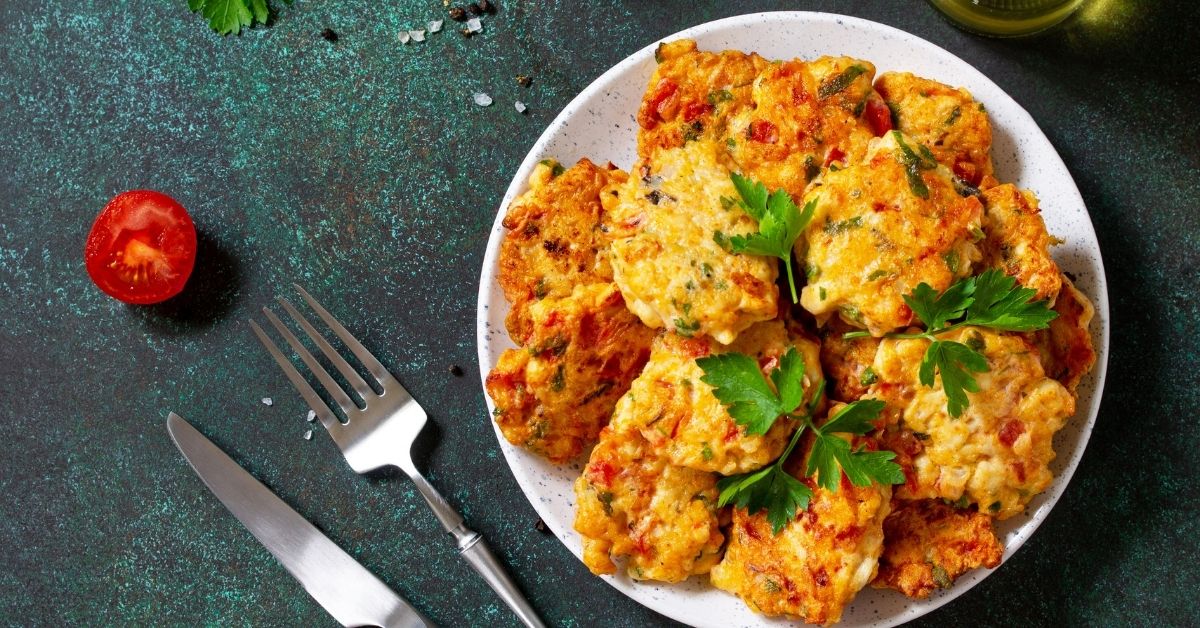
[277,296,376,401]
[261,307,360,416]
[249,320,344,437]
[293,284,392,385]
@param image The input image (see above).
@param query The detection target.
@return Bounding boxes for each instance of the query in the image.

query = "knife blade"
[167,412,433,628]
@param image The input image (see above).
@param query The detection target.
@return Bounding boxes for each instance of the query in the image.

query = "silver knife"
[167,412,434,628]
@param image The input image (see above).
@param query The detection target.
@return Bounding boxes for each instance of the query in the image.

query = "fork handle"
[457,530,546,628]
[406,473,545,627]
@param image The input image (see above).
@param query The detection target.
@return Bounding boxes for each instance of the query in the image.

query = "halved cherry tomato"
[84,190,197,304]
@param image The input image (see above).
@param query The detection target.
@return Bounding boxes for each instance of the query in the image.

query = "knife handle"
[456,530,547,628]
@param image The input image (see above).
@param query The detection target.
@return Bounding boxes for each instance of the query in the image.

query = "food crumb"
[514,101,528,114]
[449,364,464,376]
[473,92,493,107]
[261,397,273,407]
[306,410,317,422]
[516,74,533,88]
[303,430,313,441]
[320,28,339,42]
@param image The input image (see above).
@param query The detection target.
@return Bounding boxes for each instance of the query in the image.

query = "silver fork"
[250,285,545,628]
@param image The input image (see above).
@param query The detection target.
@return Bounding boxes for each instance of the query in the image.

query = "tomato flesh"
[85,190,197,304]
[864,95,894,137]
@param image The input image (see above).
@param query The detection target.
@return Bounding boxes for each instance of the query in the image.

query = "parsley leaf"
[868,270,1057,417]
[805,400,901,491]
[697,351,788,435]
[904,275,976,330]
[701,351,903,534]
[919,340,988,417]
[190,0,291,35]
[725,174,817,301]
[966,269,1060,331]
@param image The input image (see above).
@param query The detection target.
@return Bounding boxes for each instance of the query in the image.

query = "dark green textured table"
[1,1,1197,626]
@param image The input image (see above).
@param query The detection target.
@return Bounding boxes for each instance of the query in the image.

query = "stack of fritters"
[486,39,1096,625]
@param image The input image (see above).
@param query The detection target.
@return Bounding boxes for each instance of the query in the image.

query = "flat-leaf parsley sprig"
[845,269,1058,417]
[697,348,903,533]
[719,174,817,302]
[189,0,293,36]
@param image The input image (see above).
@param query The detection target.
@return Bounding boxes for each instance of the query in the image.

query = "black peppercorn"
[320,28,339,42]
[449,6,467,20]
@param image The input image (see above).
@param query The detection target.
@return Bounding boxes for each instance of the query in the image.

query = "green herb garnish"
[893,131,938,199]
[189,0,292,35]
[818,64,867,100]
[843,269,1057,417]
[724,174,817,301]
[697,349,903,533]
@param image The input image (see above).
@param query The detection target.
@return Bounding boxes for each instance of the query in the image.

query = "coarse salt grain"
[428,20,443,33]
[473,92,493,107]
[466,17,483,33]
[398,31,411,44]
[303,430,313,441]
[306,410,317,422]
[261,397,273,406]
[514,101,527,113]
[410,30,426,42]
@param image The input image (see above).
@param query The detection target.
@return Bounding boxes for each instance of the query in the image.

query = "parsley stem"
[784,257,798,302]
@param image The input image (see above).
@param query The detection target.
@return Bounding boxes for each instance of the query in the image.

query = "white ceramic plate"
[476,12,1109,627]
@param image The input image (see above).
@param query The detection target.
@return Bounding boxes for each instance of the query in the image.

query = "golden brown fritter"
[874,72,995,189]
[869,328,1075,519]
[819,317,882,403]
[726,56,882,200]
[798,131,984,336]
[610,319,823,475]
[485,283,654,462]
[637,39,767,159]
[981,184,1062,303]
[602,139,779,344]
[1027,274,1097,392]
[574,425,724,582]
[710,450,891,626]
[873,500,1004,599]
[498,159,628,342]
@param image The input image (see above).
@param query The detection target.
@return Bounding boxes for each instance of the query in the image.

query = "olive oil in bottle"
[927,0,1087,36]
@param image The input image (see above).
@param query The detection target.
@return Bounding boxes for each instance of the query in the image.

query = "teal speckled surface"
[0,1,1197,626]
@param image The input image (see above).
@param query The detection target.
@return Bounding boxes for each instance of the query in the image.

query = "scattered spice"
[514,101,527,113]
[449,6,467,21]
[261,397,273,407]
[320,28,339,42]
[449,364,464,376]
[534,518,548,532]
[473,92,493,106]
[516,74,532,88]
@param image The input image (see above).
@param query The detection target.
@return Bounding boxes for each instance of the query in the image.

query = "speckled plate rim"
[476,11,1109,627]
